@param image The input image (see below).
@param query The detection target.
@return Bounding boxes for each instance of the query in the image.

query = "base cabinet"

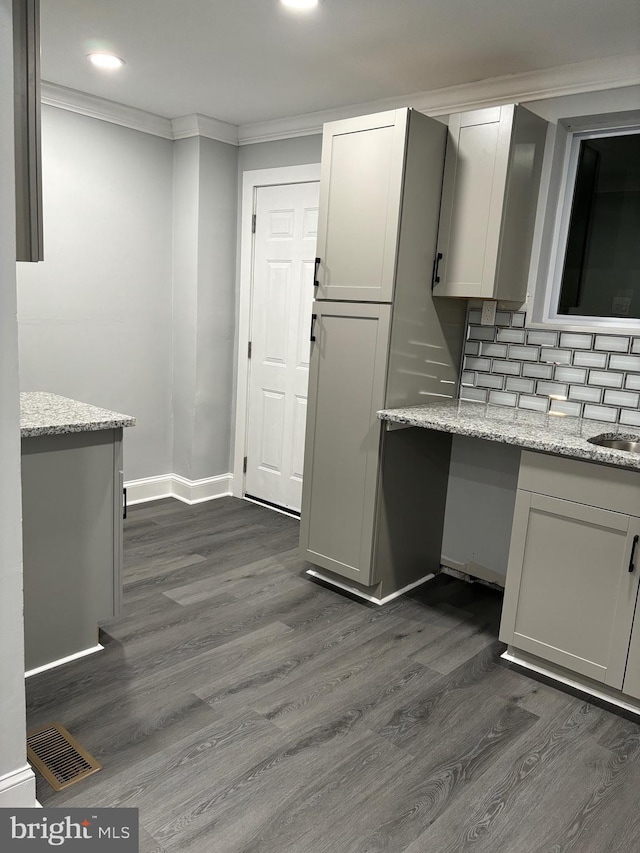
[500,451,640,696]
[22,429,124,672]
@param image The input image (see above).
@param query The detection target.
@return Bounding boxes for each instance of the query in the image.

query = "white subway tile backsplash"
[603,389,640,408]
[468,325,496,341]
[626,374,640,391]
[460,386,488,403]
[559,332,593,350]
[594,335,630,352]
[497,328,526,344]
[526,330,559,347]
[491,361,522,376]
[609,354,640,372]
[583,404,618,423]
[549,400,583,417]
[480,342,508,358]
[464,357,491,371]
[505,377,535,394]
[522,363,554,380]
[568,385,603,403]
[476,373,505,390]
[554,366,587,384]
[519,395,550,412]
[488,390,518,407]
[588,370,624,388]
[572,350,608,369]
[536,381,569,399]
[539,348,572,364]
[619,409,640,427]
[508,345,540,361]
[460,304,639,426]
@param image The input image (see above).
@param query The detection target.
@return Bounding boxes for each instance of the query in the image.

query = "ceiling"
[41,0,640,127]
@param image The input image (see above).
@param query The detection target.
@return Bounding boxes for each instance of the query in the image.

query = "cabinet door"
[433,105,514,299]
[300,301,391,585]
[622,581,640,700]
[315,109,408,302]
[499,490,640,689]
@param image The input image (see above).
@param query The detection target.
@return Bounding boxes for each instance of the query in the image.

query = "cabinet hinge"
[252,214,256,233]
[243,456,247,474]
[248,341,252,359]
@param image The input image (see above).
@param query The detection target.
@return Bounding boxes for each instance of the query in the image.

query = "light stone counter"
[378,399,640,471]
[20,391,135,438]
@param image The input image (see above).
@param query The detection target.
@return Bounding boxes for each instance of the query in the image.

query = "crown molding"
[238,53,640,145]
[42,53,640,146]
[41,82,174,139]
[171,114,239,146]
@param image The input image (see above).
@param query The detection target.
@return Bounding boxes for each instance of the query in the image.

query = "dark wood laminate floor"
[26,497,640,852]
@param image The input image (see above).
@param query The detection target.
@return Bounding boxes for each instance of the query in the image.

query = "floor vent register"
[27,722,102,791]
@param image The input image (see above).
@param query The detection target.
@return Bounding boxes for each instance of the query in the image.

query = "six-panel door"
[314,109,409,303]
[500,490,640,689]
[299,301,392,585]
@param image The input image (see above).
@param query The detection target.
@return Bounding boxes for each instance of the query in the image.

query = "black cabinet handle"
[314,257,321,287]
[310,313,317,342]
[629,534,639,572]
[432,252,443,288]
[123,487,128,520]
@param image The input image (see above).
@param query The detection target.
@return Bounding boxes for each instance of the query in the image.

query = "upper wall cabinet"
[432,104,547,302]
[314,109,410,302]
[13,0,43,262]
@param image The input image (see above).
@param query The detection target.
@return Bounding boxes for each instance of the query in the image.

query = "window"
[545,125,640,327]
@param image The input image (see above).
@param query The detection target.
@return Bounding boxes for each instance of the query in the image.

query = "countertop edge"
[378,404,640,472]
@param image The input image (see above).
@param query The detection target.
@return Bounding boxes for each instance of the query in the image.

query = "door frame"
[232,163,321,499]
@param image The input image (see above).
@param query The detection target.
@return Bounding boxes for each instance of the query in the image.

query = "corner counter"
[21,393,135,674]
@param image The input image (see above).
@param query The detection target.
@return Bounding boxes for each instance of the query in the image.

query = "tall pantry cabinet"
[300,108,466,601]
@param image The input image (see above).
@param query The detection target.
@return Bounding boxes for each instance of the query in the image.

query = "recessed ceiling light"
[88,53,125,70]
[281,0,320,10]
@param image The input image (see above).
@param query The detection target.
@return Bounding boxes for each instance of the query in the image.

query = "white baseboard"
[0,765,37,808]
[24,644,103,679]
[171,473,233,505]
[502,648,640,717]
[306,568,436,605]
[125,473,233,506]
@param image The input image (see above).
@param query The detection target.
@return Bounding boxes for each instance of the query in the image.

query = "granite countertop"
[21,392,136,438]
[378,399,640,471]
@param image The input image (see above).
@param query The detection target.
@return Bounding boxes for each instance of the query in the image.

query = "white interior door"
[245,181,319,513]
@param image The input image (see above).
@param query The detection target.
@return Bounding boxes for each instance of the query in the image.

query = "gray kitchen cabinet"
[300,302,391,584]
[433,104,547,301]
[300,108,466,600]
[315,108,413,303]
[21,429,124,672]
[13,0,43,262]
[500,451,640,690]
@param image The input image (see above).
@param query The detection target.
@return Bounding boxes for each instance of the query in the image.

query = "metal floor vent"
[27,723,102,791]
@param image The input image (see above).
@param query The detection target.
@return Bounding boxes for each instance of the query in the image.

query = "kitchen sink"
[587,433,640,453]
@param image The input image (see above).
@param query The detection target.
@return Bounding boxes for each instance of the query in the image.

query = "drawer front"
[518,450,640,516]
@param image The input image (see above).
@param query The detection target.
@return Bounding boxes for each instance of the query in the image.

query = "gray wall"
[238,134,322,173]
[0,0,34,807]
[17,106,175,481]
[172,136,238,480]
